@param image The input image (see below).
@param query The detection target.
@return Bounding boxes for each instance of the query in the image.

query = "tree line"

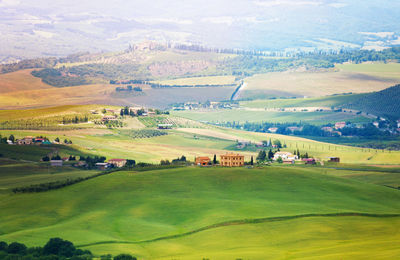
[0,237,137,260]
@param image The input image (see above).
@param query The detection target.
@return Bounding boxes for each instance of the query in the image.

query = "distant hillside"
[344,84,400,119]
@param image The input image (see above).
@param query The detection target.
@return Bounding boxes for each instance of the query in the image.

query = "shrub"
[114,254,137,260]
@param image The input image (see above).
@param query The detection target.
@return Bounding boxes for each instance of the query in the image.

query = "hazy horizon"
[1,0,400,62]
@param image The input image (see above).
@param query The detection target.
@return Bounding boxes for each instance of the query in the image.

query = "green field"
[240,94,363,109]
[0,167,399,259]
[0,160,98,193]
[172,109,371,125]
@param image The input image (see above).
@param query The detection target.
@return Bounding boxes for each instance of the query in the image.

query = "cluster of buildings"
[195,153,245,167]
[8,136,52,146]
[172,101,238,111]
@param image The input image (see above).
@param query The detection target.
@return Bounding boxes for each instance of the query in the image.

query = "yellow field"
[152,75,237,86]
[0,84,117,109]
[241,63,400,98]
[0,69,54,94]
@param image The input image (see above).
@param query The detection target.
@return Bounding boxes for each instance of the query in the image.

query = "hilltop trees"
[0,238,96,259]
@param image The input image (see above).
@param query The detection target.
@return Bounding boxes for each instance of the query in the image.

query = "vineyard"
[138,115,203,128]
[0,114,100,130]
[344,84,400,119]
[124,129,168,139]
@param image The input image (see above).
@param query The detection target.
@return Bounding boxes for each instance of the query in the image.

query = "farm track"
[77,212,400,247]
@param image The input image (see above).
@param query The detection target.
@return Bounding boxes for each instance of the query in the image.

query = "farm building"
[108,159,127,168]
[102,115,117,122]
[158,124,173,129]
[268,127,278,133]
[50,160,63,167]
[95,163,110,170]
[220,153,244,167]
[329,157,340,163]
[16,136,33,145]
[273,152,298,161]
[334,122,346,129]
[195,157,211,166]
[303,158,316,165]
[282,159,295,164]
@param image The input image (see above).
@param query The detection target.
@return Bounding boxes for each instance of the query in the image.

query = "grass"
[172,109,371,125]
[0,167,399,259]
[240,63,400,99]
[0,161,98,192]
[240,94,363,109]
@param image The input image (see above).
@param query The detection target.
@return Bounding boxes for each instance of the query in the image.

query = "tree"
[9,134,15,142]
[102,108,107,114]
[213,154,217,164]
[43,238,76,257]
[277,157,283,163]
[120,109,124,117]
[268,149,274,160]
[0,241,8,252]
[7,242,27,255]
[124,106,129,115]
[51,154,61,160]
[126,159,136,168]
[273,140,282,148]
[42,155,50,162]
[55,137,60,143]
[256,150,266,161]
[64,139,68,144]
[250,156,254,165]
[114,254,137,260]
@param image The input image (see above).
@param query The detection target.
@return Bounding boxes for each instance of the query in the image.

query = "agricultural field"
[0,167,399,259]
[172,109,371,125]
[239,62,400,100]
[0,160,98,193]
[240,94,363,109]
[0,69,54,94]
[151,75,237,86]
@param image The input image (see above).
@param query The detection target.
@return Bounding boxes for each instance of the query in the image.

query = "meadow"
[0,167,399,259]
[240,63,400,100]
[172,109,371,125]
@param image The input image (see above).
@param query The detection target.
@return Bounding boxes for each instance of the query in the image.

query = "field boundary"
[77,212,400,247]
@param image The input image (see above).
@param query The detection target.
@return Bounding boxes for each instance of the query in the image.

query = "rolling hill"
[0,167,399,259]
[344,84,400,119]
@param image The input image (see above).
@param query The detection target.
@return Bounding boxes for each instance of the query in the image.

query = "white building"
[273,152,298,161]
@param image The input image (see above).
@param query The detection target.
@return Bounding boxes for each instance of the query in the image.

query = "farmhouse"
[102,115,117,122]
[273,152,298,161]
[329,157,340,163]
[303,158,316,165]
[50,160,63,167]
[335,122,346,129]
[16,136,33,145]
[195,157,211,166]
[220,153,244,167]
[268,127,278,133]
[108,158,127,168]
[95,162,110,170]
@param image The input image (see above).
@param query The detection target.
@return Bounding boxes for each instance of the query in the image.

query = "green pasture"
[0,161,98,192]
[240,94,363,109]
[0,167,399,259]
[172,109,371,125]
